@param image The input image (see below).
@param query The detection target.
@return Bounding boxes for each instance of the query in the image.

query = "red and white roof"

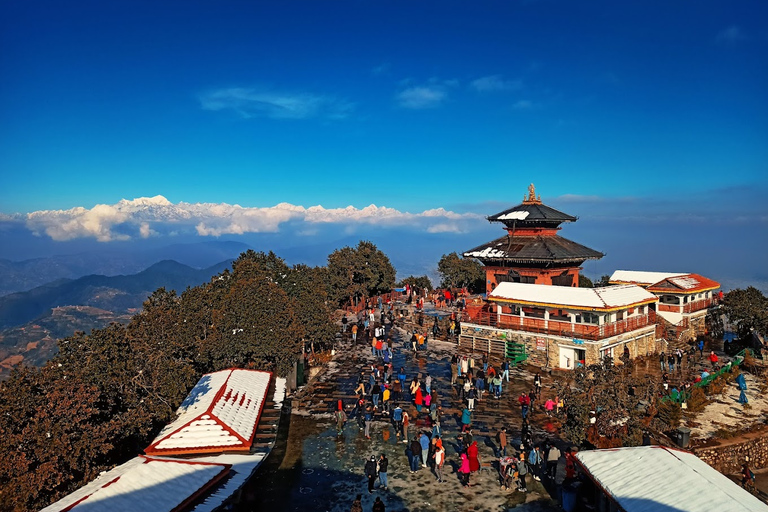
[576,446,765,512]
[610,270,720,294]
[609,270,687,286]
[647,273,720,294]
[40,456,230,512]
[488,282,657,311]
[146,368,271,456]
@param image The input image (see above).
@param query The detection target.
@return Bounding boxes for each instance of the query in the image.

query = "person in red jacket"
[709,351,719,369]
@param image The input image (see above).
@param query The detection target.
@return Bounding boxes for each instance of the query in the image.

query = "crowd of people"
[333,297,588,512]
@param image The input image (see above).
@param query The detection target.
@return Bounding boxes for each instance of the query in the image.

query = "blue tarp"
[737,373,747,390]
[723,331,738,342]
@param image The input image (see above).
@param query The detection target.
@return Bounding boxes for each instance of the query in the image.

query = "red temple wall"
[484,265,581,294]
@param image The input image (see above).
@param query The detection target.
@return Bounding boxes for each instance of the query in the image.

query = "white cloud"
[139,222,157,238]
[199,87,354,120]
[427,223,465,234]
[716,25,747,44]
[470,75,523,92]
[21,196,482,241]
[396,86,448,109]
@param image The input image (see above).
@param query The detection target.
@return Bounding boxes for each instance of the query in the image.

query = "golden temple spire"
[522,183,542,204]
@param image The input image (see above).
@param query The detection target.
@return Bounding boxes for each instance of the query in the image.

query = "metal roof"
[648,273,720,294]
[463,234,603,264]
[488,201,577,224]
[145,368,272,456]
[576,446,766,512]
[609,270,687,286]
[488,282,657,311]
[40,456,231,512]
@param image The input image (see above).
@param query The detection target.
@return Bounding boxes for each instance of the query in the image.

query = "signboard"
[572,338,585,345]
[536,338,547,351]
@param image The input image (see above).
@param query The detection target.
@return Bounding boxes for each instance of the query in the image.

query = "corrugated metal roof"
[576,446,766,512]
[463,234,603,263]
[146,369,271,456]
[488,282,657,310]
[40,456,230,512]
[488,202,577,224]
[609,270,687,286]
[648,273,720,294]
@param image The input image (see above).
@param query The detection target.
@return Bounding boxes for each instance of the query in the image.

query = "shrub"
[685,387,708,413]
[657,400,682,429]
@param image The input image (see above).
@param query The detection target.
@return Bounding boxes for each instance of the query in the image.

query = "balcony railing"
[462,310,655,341]
[657,296,718,315]
[683,297,715,314]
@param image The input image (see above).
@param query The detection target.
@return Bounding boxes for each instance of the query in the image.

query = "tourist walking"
[409,437,422,473]
[516,453,528,492]
[335,406,347,436]
[546,442,561,479]
[420,432,430,468]
[402,411,410,443]
[659,351,666,371]
[467,386,476,411]
[458,452,471,487]
[365,456,378,494]
[467,440,480,473]
[497,427,508,457]
[434,443,445,482]
[378,453,389,491]
[392,404,403,440]
[364,405,373,439]
[519,392,530,420]
[461,406,472,432]
[528,445,543,481]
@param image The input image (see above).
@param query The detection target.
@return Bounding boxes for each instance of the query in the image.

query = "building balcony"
[683,297,716,314]
[658,297,717,315]
[463,310,656,341]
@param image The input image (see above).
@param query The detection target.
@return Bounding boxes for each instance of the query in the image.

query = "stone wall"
[458,324,658,369]
[693,429,768,475]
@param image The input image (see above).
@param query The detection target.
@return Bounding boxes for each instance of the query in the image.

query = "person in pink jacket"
[458,452,471,487]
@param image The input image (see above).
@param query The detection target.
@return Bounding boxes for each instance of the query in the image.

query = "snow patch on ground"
[688,372,768,439]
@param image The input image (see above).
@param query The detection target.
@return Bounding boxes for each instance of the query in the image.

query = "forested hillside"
[0,243,397,511]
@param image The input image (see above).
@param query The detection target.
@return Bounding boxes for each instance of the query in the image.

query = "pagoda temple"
[463,184,603,293]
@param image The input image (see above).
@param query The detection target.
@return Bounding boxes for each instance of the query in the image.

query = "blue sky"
[1,0,766,212]
[0,1,766,290]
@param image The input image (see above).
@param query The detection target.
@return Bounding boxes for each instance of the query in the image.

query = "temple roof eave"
[462,234,604,263]
[488,296,658,313]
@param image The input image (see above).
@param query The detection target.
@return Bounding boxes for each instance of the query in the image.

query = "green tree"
[285,264,336,344]
[578,274,594,288]
[326,241,396,307]
[721,287,768,338]
[437,252,485,292]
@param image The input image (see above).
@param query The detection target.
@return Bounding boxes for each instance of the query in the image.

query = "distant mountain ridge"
[0,259,233,379]
[0,240,252,297]
[0,259,232,329]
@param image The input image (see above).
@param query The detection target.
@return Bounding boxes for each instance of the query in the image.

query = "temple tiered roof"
[463,233,603,264]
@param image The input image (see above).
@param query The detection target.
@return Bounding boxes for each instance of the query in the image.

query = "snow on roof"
[463,247,507,258]
[497,210,530,220]
[40,456,230,512]
[188,452,267,512]
[576,446,766,512]
[488,282,657,311]
[146,368,271,456]
[609,270,687,286]
[189,377,285,512]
